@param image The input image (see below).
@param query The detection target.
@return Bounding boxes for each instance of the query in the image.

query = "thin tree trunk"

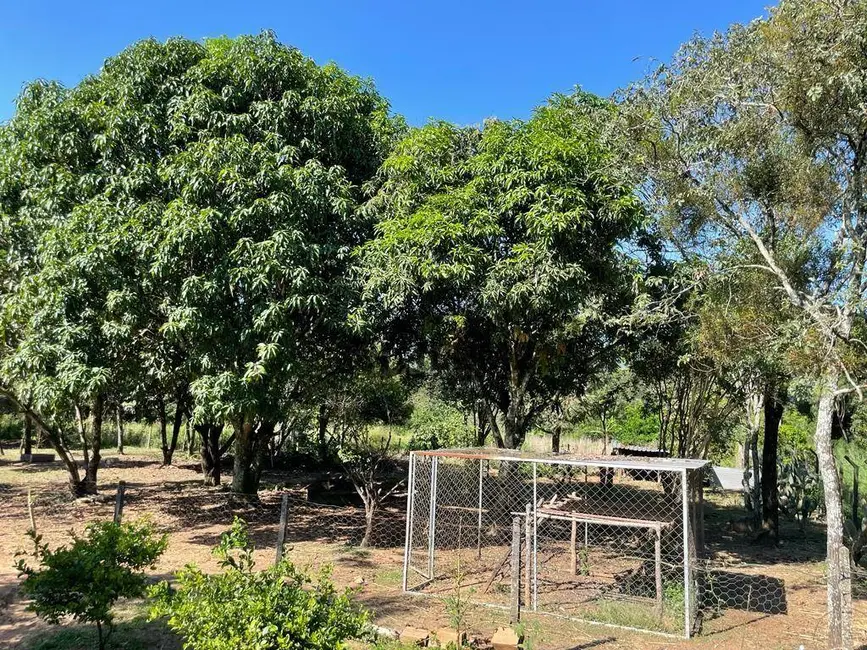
[601,413,609,455]
[185,412,194,456]
[115,405,124,455]
[158,398,169,465]
[83,394,104,494]
[198,423,222,486]
[552,422,561,454]
[162,401,183,466]
[22,414,33,456]
[815,371,849,650]
[361,500,375,548]
[317,405,330,461]
[761,383,784,542]
[744,393,762,523]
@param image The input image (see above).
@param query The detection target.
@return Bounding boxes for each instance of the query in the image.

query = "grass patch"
[21,600,180,650]
[341,545,372,560]
[374,568,404,587]
[579,599,683,635]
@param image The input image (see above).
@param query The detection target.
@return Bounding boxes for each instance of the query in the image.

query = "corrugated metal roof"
[709,466,753,491]
[411,447,710,472]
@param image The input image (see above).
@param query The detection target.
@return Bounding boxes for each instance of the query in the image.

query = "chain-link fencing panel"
[404,451,706,639]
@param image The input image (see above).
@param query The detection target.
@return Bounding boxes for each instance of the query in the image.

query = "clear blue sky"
[0,0,769,126]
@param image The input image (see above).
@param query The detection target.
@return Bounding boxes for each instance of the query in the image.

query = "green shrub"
[610,402,658,446]
[150,518,368,650]
[0,412,23,443]
[406,391,474,450]
[16,519,167,650]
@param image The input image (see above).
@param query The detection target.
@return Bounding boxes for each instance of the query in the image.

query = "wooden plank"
[570,519,577,575]
[275,492,289,565]
[655,528,663,620]
[113,481,126,524]
[535,508,670,530]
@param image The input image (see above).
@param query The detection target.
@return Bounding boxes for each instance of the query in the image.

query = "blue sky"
[0,0,769,126]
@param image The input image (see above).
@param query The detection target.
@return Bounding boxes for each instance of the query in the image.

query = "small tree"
[150,518,367,650]
[339,431,404,548]
[15,520,167,650]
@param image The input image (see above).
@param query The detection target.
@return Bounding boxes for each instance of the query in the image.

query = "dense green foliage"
[359,92,645,449]
[16,520,167,650]
[0,32,401,494]
[150,518,367,650]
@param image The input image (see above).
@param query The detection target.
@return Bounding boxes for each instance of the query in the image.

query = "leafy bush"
[16,519,167,650]
[406,391,474,450]
[150,518,368,650]
[0,412,23,444]
[610,402,658,446]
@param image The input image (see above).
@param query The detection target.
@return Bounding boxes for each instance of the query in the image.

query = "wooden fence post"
[275,492,289,565]
[113,481,126,524]
[510,516,521,623]
[27,488,36,535]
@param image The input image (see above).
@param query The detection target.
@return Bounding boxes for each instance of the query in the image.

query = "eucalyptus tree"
[626,1,867,644]
[360,92,644,450]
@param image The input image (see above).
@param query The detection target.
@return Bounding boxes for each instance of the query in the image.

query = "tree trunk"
[360,500,375,548]
[503,386,530,450]
[317,405,330,461]
[601,413,609,455]
[743,393,762,522]
[552,422,561,454]
[761,383,784,542]
[83,394,104,494]
[162,401,183,466]
[475,404,489,447]
[232,419,259,495]
[198,423,223,486]
[158,398,169,465]
[115,405,124,454]
[22,414,33,456]
[815,371,850,650]
[186,414,194,456]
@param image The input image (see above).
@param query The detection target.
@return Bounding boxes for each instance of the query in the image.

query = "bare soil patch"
[0,451,864,649]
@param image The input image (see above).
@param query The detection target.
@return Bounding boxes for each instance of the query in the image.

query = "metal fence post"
[476,459,484,560]
[402,452,416,591]
[275,492,289,565]
[682,468,691,639]
[532,461,538,612]
[427,455,439,580]
[113,481,126,524]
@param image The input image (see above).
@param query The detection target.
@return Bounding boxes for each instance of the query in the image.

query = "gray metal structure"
[402,448,709,638]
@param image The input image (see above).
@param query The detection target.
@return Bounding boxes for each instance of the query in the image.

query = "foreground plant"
[15,519,167,650]
[150,517,367,650]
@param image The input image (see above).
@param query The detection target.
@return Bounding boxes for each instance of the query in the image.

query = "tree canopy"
[359,91,645,448]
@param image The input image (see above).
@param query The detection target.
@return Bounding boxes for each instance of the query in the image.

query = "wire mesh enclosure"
[402,448,709,638]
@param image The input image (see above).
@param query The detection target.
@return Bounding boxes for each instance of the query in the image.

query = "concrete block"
[491,626,522,650]
[400,626,430,647]
[436,627,467,647]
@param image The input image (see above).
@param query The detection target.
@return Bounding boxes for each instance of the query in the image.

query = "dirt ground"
[0,451,865,650]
